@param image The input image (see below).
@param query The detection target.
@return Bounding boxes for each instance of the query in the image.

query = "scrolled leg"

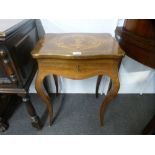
[100,74,120,126]
[22,94,42,129]
[35,71,53,126]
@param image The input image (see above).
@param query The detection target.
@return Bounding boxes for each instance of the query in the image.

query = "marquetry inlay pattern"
[53,34,106,51]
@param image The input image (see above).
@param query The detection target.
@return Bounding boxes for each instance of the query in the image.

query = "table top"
[32,33,125,59]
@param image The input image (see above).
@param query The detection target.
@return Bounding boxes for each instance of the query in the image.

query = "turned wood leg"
[96,75,103,98]
[22,94,42,129]
[35,72,53,126]
[100,74,120,126]
[53,74,58,96]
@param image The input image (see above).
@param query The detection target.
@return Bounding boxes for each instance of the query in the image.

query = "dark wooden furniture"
[32,33,124,126]
[115,19,155,134]
[115,19,155,68]
[0,19,45,131]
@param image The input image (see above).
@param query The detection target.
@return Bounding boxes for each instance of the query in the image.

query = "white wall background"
[29,19,155,94]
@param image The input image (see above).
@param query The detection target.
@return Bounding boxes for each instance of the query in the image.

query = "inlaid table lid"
[32,33,125,59]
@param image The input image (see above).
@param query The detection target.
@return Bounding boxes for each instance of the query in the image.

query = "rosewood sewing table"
[32,33,124,126]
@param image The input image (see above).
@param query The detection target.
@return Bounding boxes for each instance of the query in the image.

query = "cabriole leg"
[100,74,120,126]
[35,71,53,126]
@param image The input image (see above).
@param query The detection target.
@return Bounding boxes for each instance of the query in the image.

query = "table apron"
[37,58,121,80]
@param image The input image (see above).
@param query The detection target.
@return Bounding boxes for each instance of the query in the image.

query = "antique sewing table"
[32,33,124,126]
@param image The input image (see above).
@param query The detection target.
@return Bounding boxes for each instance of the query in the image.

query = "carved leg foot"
[35,72,53,126]
[100,75,120,126]
[96,75,103,98]
[0,117,9,132]
[30,116,42,129]
[22,95,42,129]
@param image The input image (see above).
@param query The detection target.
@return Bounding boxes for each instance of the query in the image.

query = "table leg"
[53,75,58,96]
[43,75,58,96]
[22,94,42,129]
[100,73,120,126]
[43,76,50,95]
[108,79,112,93]
[96,76,112,98]
[35,71,53,126]
[96,75,103,98]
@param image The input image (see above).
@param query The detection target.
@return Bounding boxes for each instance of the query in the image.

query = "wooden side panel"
[124,19,155,39]
[115,19,155,68]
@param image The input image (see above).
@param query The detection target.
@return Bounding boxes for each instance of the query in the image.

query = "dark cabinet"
[115,19,155,68]
[0,19,44,131]
[115,19,155,134]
